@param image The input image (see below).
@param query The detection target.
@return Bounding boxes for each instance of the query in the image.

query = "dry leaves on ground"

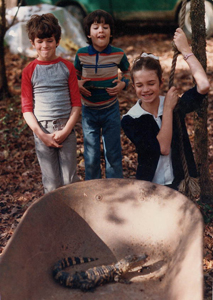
[0,29,213,298]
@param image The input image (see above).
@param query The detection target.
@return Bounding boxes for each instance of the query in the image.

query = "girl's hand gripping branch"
[157,86,179,155]
[173,28,209,95]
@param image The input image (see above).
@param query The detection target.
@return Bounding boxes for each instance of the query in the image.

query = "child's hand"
[78,79,91,97]
[173,28,191,55]
[52,130,68,144]
[164,86,179,111]
[40,132,62,148]
[106,80,126,96]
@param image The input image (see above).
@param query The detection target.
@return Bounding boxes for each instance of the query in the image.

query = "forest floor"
[0,24,213,298]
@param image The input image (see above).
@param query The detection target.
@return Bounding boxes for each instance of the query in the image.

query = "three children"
[22,11,209,193]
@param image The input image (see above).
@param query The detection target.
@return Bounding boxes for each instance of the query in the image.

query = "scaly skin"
[53,254,148,291]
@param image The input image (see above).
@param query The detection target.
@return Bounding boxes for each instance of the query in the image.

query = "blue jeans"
[34,118,79,193]
[82,101,123,180]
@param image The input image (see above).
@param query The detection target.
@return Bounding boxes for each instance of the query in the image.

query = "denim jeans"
[82,101,123,180]
[34,118,79,193]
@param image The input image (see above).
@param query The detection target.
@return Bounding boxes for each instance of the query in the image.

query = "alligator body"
[53,254,148,292]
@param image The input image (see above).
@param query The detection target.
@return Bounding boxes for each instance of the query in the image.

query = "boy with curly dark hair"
[21,13,81,193]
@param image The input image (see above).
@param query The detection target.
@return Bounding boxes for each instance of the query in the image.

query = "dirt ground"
[0,25,213,298]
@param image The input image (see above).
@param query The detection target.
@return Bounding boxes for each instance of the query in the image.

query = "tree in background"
[191,0,213,203]
[0,0,10,100]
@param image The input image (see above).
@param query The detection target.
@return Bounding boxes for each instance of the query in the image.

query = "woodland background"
[0,24,213,298]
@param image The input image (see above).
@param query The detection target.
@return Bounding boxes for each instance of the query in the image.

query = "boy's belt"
[39,118,69,130]
[85,85,107,90]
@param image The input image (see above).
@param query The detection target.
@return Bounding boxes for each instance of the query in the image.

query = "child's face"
[88,21,111,52]
[133,68,163,105]
[31,35,59,61]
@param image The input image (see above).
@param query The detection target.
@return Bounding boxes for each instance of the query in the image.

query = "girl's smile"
[133,68,163,113]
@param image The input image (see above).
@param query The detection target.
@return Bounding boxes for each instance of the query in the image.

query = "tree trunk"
[190,0,213,202]
[0,0,10,100]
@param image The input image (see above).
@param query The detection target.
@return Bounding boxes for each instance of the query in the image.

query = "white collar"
[123,96,165,119]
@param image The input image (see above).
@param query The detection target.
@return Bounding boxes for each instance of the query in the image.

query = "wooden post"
[0,0,10,100]
[191,0,213,202]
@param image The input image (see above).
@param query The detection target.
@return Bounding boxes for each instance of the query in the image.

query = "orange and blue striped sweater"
[74,44,130,109]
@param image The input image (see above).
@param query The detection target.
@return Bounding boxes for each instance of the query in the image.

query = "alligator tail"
[53,256,98,277]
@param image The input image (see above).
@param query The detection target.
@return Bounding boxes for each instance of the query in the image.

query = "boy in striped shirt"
[74,10,130,180]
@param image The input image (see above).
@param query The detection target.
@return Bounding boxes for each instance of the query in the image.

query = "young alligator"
[53,254,148,291]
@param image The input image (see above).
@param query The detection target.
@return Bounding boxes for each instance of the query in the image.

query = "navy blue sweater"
[121,86,206,188]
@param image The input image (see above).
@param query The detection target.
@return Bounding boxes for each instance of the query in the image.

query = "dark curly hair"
[26,13,61,43]
[83,9,114,45]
